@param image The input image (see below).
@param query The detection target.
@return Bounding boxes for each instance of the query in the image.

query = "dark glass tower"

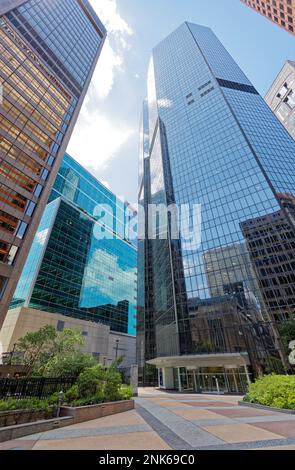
[0,1,106,325]
[138,22,295,392]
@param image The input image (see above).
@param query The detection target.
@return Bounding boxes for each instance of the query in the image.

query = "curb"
[238,401,295,414]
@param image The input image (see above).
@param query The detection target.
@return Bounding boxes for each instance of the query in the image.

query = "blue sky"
[67,0,295,204]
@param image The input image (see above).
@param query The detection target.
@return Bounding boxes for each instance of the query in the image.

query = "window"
[41,168,49,180]
[34,184,43,198]
[0,276,8,299]
[25,201,36,217]
[0,242,18,265]
[16,221,28,239]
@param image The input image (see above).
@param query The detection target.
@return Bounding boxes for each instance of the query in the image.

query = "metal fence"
[0,377,77,400]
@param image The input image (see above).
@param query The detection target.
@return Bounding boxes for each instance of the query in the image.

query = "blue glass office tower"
[9,153,137,337]
[0,1,106,325]
[138,23,295,392]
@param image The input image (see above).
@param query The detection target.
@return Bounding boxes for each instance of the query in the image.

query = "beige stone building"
[265,61,295,141]
[0,307,136,368]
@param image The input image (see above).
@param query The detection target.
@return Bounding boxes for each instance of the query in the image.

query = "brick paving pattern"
[1,388,295,450]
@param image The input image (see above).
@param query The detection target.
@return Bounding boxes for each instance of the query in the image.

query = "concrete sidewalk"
[1,389,295,450]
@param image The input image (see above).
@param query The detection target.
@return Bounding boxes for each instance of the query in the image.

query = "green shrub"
[0,397,54,412]
[103,368,122,402]
[64,385,79,403]
[61,363,132,406]
[77,365,106,399]
[70,396,103,407]
[117,384,133,401]
[245,374,295,410]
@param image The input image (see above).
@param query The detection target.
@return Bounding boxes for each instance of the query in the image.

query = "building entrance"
[178,367,249,394]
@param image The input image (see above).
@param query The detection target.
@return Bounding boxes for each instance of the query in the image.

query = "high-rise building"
[0,1,106,326]
[138,22,295,393]
[265,61,295,140]
[241,193,295,322]
[0,153,137,367]
[240,0,295,35]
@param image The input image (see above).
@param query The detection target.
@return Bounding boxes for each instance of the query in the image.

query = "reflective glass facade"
[10,154,137,336]
[138,23,295,384]
[0,1,106,324]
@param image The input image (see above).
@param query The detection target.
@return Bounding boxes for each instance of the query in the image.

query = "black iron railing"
[0,377,77,400]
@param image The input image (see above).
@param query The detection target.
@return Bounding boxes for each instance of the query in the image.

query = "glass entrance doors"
[178,367,249,394]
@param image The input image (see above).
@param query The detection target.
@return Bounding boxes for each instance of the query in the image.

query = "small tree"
[16,326,87,376]
[16,325,57,376]
[77,364,106,399]
[44,351,98,377]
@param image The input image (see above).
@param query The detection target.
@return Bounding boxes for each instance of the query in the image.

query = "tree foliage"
[15,326,87,376]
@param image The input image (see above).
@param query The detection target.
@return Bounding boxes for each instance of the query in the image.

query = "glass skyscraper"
[9,153,137,337]
[0,1,106,325]
[138,22,295,392]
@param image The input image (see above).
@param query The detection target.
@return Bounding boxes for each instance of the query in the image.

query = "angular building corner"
[265,60,295,141]
[240,0,295,35]
[137,22,295,392]
[1,153,137,368]
[0,0,107,327]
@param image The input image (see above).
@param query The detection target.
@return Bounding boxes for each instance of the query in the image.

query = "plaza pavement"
[1,388,295,450]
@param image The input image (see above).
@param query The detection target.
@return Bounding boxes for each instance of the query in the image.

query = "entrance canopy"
[147,352,250,369]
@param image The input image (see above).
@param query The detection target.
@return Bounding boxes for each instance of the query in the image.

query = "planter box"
[0,408,55,427]
[60,399,134,423]
[239,401,295,414]
[0,416,74,443]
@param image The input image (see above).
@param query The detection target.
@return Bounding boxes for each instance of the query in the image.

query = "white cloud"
[88,0,133,99]
[90,38,123,100]
[158,98,173,108]
[90,0,133,36]
[67,101,134,170]
[67,0,134,170]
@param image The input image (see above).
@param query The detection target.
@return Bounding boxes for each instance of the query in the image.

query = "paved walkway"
[1,388,295,450]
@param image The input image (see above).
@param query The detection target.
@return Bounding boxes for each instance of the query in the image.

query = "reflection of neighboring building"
[265,61,295,141]
[188,296,274,377]
[240,193,295,322]
[0,154,137,368]
[203,243,263,318]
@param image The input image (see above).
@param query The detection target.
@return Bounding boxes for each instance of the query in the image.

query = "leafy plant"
[76,365,106,399]
[104,368,122,402]
[44,351,98,378]
[15,325,57,376]
[117,384,133,401]
[245,374,295,410]
[14,326,90,377]
[69,396,103,407]
[64,385,79,403]
[63,362,131,406]
[0,397,56,412]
